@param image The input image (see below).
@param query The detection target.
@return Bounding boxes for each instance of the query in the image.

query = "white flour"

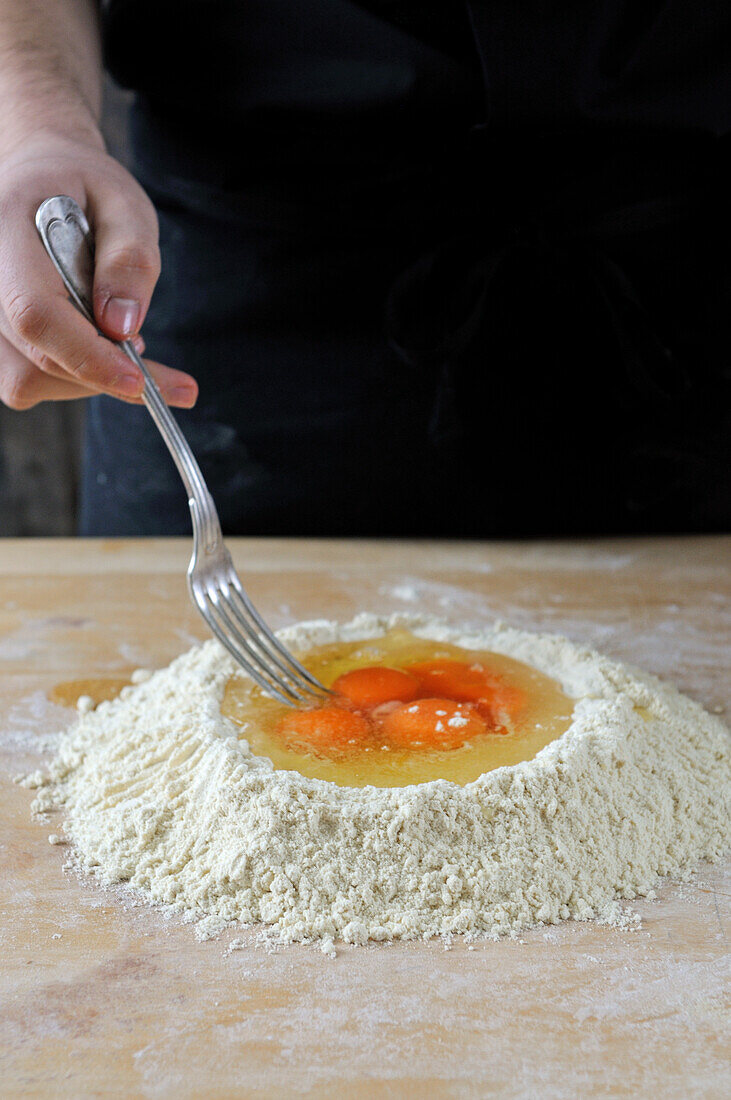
[26,613,730,944]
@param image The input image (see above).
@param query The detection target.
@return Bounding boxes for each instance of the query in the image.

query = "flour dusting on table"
[26,613,730,945]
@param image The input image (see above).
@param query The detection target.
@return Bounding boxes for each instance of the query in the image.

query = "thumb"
[89,180,161,341]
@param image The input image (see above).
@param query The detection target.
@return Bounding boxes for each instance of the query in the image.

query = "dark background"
[1,71,728,538]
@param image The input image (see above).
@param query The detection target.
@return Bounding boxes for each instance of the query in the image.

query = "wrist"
[0,99,104,160]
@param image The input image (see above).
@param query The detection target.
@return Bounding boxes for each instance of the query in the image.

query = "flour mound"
[31,614,730,944]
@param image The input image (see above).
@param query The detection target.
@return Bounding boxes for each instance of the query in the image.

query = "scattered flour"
[381,583,420,603]
[26,613,730,946]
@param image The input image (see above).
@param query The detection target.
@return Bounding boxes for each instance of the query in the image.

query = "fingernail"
[131,334,145,354]
[168,385,197,406]
[103,297,140,337]
[115,371,144,396]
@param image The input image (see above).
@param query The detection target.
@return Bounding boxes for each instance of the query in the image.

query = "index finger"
[0,216,145,397]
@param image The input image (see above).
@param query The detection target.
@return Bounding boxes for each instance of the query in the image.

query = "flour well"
[28,614,730,944]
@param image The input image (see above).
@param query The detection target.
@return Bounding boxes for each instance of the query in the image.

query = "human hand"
[0,133,198,410]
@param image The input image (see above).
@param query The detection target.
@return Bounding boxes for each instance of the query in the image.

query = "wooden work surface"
[1,536,729,1099]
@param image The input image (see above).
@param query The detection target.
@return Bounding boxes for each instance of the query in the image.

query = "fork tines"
[191,567,330,707]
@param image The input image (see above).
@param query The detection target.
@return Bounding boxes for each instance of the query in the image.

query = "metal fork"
[35,195,330,707]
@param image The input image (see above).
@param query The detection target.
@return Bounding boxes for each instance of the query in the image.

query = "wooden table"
[1,537,729,1099]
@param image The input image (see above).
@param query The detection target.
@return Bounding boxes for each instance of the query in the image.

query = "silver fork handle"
[35,195,221,554]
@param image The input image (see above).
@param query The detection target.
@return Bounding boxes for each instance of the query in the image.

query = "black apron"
[82,1,731,535]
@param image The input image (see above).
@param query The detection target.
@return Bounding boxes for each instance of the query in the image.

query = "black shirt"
[101,0,731,135]
[93,1,731,536]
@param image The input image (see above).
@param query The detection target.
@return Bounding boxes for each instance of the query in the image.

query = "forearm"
[0,0,104,155]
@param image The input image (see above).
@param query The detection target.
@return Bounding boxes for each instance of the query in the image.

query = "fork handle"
[35,195,220,552]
